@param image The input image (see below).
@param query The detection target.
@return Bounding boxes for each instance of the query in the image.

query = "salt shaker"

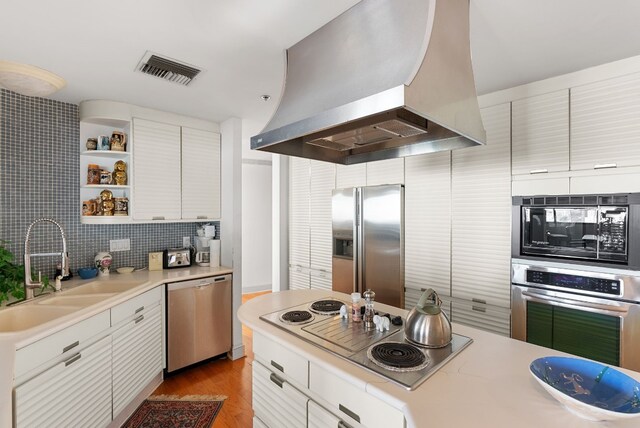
[363,289,376,327]
[351,292,362,322]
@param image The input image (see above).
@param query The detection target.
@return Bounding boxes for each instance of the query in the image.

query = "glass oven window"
[522,206,599,259]
[526,301,620,366]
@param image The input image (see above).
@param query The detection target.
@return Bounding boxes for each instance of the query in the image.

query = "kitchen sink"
[63,281,143,295]
[37,294,116,307]
[0,305,77,332]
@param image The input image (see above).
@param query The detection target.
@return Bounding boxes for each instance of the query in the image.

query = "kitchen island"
[239,289,640,428]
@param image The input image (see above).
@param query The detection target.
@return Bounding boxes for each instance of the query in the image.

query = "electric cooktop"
[260,298,472,390]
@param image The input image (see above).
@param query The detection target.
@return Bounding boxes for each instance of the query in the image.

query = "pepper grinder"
[363,289,376,328]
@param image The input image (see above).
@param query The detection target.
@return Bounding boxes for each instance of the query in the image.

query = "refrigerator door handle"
[356,187,365,294]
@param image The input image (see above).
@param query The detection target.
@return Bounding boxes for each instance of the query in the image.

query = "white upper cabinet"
[336,164,366,189]
[512,89,569,175]
[452,103,512,309]
[181,127,221,220]
[571,71,640,171]
[366,158,405,185]
[404,151,451,298]
[133,118,182,221]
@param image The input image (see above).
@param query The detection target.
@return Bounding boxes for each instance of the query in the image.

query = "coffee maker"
[194,236,211,266]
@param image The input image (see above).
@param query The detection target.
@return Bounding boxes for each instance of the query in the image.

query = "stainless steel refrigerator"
[332,184,404,308]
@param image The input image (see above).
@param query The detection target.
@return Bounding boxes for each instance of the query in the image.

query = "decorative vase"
[94,252,113,276]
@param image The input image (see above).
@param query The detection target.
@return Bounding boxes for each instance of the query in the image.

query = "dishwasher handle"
[166,274,231,291]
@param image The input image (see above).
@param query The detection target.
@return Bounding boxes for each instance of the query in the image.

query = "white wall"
[241,120,273,292]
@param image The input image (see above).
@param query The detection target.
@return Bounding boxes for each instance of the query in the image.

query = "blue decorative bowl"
[77,267,98,279]
[530,356,640,421]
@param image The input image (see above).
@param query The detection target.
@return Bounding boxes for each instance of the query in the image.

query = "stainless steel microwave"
[511,193,640,269]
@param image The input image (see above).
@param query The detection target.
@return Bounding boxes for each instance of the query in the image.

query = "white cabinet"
[571,72,640,171]
[132,118,182,221]
[336,164,367,188]
[451,103,512,312]
[366,158,405,185]
[112,304,163,416]
[289,157,311,272]
[132,119,221,222]
[181,127,222,220]
[511,90,569,175]
[309,362,405,427]
[14,335,112,428]
[252,361,309,428]
[252,332,405,428]
[288,158,335,291]
[309,160,335,290]
[404,151,451,300]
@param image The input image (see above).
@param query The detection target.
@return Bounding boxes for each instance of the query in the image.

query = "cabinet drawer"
[15,335,112,428]
[309,400,350,428]
[254,331,308,388]
[309,362,405,428]
[570,172,640,194]
[253,416,269,428]
[15,310,110,379]
[111,286,162,326]
[252,361,308,428]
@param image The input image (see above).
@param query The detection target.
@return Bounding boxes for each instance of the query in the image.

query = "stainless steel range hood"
[251,0,486,165]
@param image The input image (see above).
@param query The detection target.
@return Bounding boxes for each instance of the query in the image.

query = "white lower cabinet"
[112,304,163,416]
[308,400,346,428]
[14,335,112,428]
[13,286,164,427]
[252,332,405,428]
[253,361,308,428]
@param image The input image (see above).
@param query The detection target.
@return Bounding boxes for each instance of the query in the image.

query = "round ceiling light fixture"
[0,61,66,97]
[260,94,271,101]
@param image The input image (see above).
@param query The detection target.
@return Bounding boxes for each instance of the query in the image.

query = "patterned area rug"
[123,395,226,428]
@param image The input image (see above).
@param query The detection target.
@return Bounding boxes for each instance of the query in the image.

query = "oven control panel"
[527,270,621,296]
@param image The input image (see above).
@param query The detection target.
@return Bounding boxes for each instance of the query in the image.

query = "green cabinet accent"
[526,301,620,366]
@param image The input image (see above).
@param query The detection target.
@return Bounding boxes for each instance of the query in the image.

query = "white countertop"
[238,289,640,428]
[0,265,232,428]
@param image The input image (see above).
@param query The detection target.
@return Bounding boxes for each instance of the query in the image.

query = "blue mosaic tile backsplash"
[0,89,218,279]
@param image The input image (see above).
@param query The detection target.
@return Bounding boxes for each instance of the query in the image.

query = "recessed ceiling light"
[0,61,66,97]
[261,95,271,101]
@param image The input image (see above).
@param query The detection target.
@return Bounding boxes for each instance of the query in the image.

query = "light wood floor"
[151,291,270,427]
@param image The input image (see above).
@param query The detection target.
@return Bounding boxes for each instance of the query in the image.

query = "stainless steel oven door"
[512,285,640,372]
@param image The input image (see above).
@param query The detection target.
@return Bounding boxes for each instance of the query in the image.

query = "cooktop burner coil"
[367,342,430,372]
[279,310,315,325]
[309,299,344,315]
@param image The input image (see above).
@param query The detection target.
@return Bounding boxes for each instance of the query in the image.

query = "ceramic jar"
[94,252,113,276]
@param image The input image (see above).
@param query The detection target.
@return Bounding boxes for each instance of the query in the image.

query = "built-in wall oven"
[511,193,640,269]
[511,259,640,372]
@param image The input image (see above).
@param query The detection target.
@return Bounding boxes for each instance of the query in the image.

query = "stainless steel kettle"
[404,289,452,348]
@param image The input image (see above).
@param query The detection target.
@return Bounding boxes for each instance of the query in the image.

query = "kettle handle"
[417,288,441,309]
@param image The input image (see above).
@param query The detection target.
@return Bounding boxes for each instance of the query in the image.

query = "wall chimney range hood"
[251,0,486,165]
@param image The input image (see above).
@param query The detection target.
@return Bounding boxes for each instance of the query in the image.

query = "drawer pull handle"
[214,276,226,282]
[197,215,208,219]
[529,169,548,174]
[594,163,617,170]
[269,373,284,388]
[270,360,284,373]
[135,306,145,314]
[62,341,79,353]
[64,353,81,367]
[152,216,165,220]
[134,314,144,324]
[338,422,353,428]
[339,404,361,423]
[472,298,486,305]
[472,305,486,313]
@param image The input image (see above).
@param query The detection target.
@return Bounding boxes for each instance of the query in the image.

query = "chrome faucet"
[23,218,69,300]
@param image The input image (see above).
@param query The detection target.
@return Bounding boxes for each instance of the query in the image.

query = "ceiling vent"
[136,51,201,86]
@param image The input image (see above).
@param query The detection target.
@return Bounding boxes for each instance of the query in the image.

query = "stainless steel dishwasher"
[166,274,232,372]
